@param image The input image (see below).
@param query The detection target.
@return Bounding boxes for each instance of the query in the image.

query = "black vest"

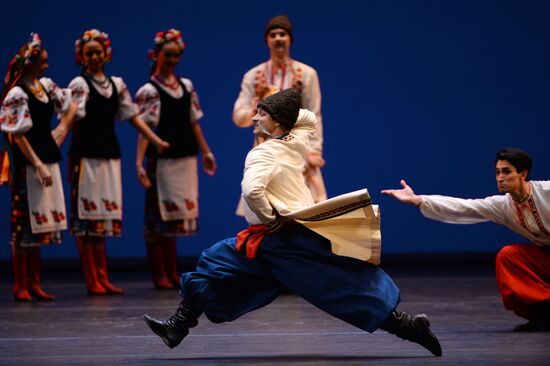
[146,80,198,159]
[69,76,120,159]
[12,83,61,168]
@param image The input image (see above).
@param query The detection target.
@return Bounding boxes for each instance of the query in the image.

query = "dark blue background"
[1,0,549,260]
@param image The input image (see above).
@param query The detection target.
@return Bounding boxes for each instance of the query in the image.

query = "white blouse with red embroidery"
[135,77,203,128]
[68,76,138,122]
[0,78,71,134]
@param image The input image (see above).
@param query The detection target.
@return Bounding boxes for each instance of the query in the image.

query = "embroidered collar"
[513,195,549,237]
[253,59,304,97]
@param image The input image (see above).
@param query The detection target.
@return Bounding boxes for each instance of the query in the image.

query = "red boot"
[12,246,31,302]
[27,247,55,301]
[164,238,181,288]
[146,239,173,289]
[77,238,106,295]
[94,241,123,294]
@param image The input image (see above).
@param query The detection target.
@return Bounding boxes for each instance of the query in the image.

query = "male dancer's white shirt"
[241,109,316,225]
[420,181,550,246]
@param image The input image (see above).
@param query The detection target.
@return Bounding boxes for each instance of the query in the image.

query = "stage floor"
[0,265,548,365]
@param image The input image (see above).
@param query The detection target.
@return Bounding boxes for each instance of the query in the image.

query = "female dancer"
[0,33,76,301]
[68,29,169,295]
[135,29,216,289]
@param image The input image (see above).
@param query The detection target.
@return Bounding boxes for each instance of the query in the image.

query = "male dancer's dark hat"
[265,15,293,43]
[257,88,302,131]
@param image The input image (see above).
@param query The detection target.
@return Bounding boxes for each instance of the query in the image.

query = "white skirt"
[156,157,198,222]
[77,158,122,221]
[26,163,67,234]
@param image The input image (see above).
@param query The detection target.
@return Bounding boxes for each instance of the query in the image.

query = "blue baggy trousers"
[181,224,400,332]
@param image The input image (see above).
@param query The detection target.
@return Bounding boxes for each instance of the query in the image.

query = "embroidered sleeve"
[112,77,139,121]
[181,78,203,124]
[0,87,32,133]
[40,77,72,116]
[300,66,323,153]
[68,76,89,121]
[232,67,259,128]
[135,83,160,128]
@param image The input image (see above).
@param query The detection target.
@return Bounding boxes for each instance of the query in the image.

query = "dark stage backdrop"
[1,0,549,260]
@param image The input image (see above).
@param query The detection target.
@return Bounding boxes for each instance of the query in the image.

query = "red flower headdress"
[147,28,185,60]
[21,33,42,65]
[1,33,44,103]
[74,29,112,65]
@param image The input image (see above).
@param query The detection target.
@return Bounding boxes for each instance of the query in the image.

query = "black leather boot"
[380,310,442,357]
[143,300,200,348]
[514,301,550,332]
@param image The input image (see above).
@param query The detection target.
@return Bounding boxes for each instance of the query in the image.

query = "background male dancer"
[233,15,327,202]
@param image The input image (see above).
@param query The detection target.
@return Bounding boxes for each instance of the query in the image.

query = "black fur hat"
[257,88,302,131]
[265,15,293,43]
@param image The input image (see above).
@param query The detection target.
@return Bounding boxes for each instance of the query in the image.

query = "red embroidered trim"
[514,196,549,236]
[528,197,549,234]
[254,60,304,97]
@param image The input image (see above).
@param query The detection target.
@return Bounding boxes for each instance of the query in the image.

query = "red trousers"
[495,243,550,320]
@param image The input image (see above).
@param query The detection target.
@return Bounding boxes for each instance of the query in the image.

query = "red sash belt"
[235,224,269,259]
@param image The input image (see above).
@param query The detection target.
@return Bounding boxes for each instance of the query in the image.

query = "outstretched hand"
[381,179,423,207]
